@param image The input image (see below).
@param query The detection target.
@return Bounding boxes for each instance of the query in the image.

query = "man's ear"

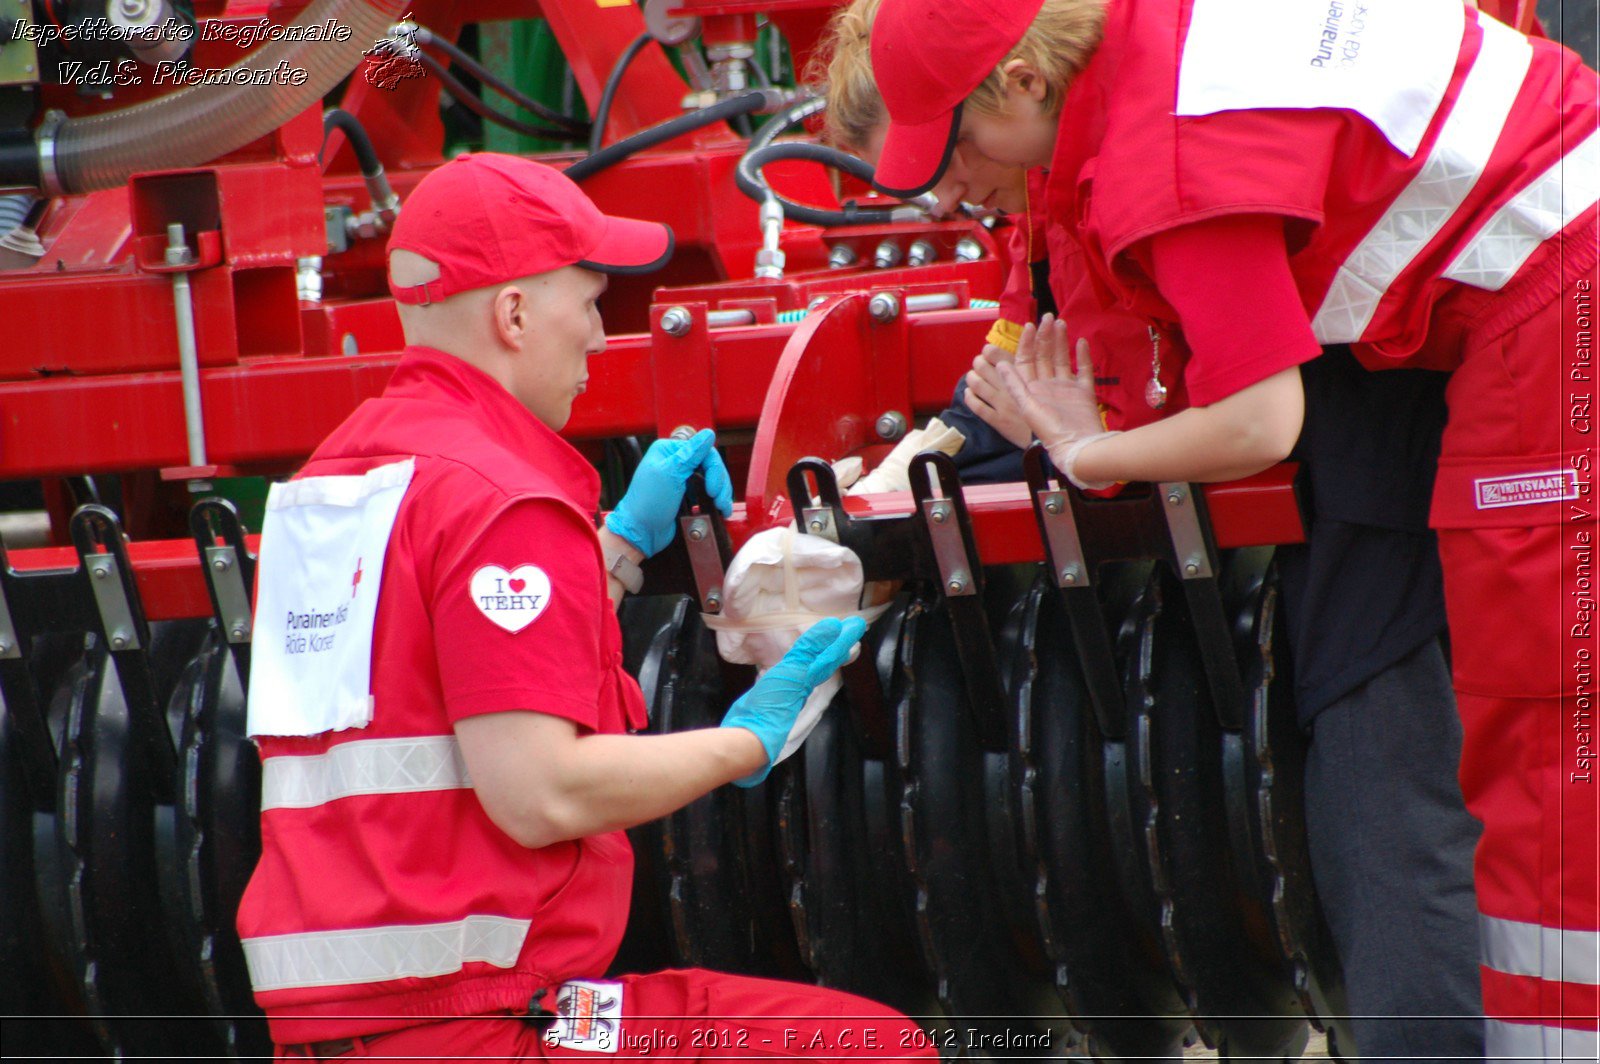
[491,283,528,350]
[1000,58,1048,104]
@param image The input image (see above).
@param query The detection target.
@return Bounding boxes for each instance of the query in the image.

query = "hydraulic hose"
[48,0,405,194]
[412,23,589,139]
[321,109,382,176]
[589,32,653,154]
[417,50,578,141]
[321,108,399,222]
[737,140,921,228]
[565,89,776,183]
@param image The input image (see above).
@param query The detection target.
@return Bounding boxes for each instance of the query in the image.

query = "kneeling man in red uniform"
[235,153,931,1062]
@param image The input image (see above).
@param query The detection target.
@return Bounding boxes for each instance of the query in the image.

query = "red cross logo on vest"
[352,557,363,599]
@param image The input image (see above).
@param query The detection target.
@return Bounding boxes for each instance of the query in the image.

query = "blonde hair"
[814,0,1107,150]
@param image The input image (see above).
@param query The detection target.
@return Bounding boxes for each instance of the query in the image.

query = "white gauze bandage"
[703,527,890,764]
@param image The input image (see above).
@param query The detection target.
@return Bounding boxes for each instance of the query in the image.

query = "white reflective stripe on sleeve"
[1312,14,1532,343]
[1480,913,1600,985]
[259,736,472,810]
[1444,129,1600,291]
[242,914,531,992]
[1485,1018,1599,1062]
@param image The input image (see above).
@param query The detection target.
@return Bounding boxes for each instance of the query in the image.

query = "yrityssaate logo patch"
[1474,469,1580,510]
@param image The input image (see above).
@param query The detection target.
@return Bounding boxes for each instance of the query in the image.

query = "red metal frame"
[0,0,1315,629]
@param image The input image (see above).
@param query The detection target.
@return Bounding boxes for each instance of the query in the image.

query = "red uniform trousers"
[276,969,938,1063]
[1428,214,1600,1059]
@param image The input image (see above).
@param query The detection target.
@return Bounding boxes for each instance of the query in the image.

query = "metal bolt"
[212,555,231,571]
[930,504,950,524]
[868,292,901,323]
[875,410,908,442]
[947,577,966,594]
[1044,494,1064,515]
[954,238,984,263]
[230,625,246,640]
[1167,489,1184,506]
[1061,567,1078,585]
[660,305,693,337]
[808,518,826,533]
[705,591,723,611]
[873,240,902,269]
[91,566,108,580]
[1184,561,1200,576]
[163,222,192,267]
[110,635,128,650]
[670,425,697,441]
[827,244,857,270]
[906,239,936,268]
[687,520,707,542]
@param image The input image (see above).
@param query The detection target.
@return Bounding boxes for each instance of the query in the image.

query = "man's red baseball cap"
[386,153,674,305]
[869,0,1046,198]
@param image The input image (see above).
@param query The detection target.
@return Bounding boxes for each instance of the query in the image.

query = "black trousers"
[1303,636,1484,1061]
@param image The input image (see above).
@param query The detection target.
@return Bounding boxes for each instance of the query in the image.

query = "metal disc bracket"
[1157,483,1245,731]
[1023,443,1127,739]
[70,503,177,792]
[909,450,1006,750]
[190,498,257,679]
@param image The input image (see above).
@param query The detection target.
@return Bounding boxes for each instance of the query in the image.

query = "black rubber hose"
[565,90,771,183]
[418,50,580,141]
[736,140,904,227]
[589,31,653,154]
[321,109,382,177]
[413,24,589,138]
[0,127,39,190]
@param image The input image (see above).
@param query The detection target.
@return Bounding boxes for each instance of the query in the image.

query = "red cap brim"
[577,214,675,275]
[872,104,963,199]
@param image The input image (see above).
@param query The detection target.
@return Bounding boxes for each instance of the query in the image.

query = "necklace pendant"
[1145,376,1168,410]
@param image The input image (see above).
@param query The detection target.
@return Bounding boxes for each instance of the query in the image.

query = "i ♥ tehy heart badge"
[469,564,552,633]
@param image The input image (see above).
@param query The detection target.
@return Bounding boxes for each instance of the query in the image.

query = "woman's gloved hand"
[604,429,734,557]
[995,314,1120,489]
[720,615,868,787]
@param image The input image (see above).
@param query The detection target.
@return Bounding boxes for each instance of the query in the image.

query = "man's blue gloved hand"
[720,615,868,788]
[604,429,734,558]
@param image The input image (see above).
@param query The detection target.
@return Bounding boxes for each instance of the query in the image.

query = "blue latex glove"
[604,429,734,558]
[720,615,868,787]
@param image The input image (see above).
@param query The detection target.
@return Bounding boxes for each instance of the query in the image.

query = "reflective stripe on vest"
[1485,1018,1600,1061]
[259,735,472,810]
[242,914,532,992]
[1480,913,1600,985]
[1444,128,1600,290]
[1312,14,1532,343]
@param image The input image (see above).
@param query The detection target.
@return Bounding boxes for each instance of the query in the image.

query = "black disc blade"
[1004,568,1191,1059]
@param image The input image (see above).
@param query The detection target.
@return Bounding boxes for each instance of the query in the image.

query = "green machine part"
[476,20,590,156]
[467,15,796,157]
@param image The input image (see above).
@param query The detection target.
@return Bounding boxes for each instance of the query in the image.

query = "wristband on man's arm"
[603,543,644,595]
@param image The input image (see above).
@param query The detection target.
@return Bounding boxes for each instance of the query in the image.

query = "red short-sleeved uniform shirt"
[238,347,646,1043]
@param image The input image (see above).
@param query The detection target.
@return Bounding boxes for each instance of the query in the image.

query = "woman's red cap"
[869,0,1046,197]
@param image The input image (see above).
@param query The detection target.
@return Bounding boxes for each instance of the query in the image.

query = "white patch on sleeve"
[1176,0,1465,158]
[469,565,552,633]
[543,980,623,1054]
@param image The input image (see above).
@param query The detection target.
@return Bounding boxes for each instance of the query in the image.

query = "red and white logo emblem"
[469,565,551,633]
[1474,469,1580,510]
